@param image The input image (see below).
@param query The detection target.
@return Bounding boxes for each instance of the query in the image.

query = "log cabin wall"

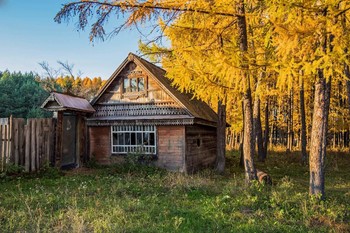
[155,125,186,172]
[88,125,187,171]
[89,126,111,164]
[185,124,217,173]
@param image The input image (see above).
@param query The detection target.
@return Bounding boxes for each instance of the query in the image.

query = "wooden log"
[256,169,272,185]
[24,123,30,172]
[31,120,36,172]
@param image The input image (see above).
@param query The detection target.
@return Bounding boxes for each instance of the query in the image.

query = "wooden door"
[61,114,76,167]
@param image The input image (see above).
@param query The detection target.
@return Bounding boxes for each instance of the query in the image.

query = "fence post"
[7,115,12,164]
[36,119,41,170]
[25,122,30,172]
[19,119,25,166]
[31,119,36,172]
[13,118,19,166]
[3,125,7,171]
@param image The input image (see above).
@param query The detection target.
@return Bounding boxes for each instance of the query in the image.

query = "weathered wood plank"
[46,119,52,165]
[0,125,3,172]
[36,119,41,169]
[14,118,19,165]
[31,120,36,172]
[18,119,25,166]
[8,116,13,164]
[3,125,8,169]
[24,123,30,172]
[49,118,55,165]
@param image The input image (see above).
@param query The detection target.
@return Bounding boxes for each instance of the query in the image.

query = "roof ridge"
[52,91,86,99]
[129,53,166,72]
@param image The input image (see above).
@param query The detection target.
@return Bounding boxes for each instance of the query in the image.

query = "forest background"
[0,69,105,119]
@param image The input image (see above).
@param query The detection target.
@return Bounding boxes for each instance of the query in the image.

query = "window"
[123,77,145,93]
[111,125,156,154]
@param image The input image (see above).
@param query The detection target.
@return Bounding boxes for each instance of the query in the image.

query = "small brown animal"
[256,169,272,185]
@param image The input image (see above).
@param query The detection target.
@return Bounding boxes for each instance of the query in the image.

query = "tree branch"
[57,1,238,18]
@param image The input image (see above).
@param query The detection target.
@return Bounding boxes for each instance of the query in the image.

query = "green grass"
[0,151,349,233]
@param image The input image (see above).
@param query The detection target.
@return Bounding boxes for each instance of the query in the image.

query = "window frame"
[111,125,157,155]
[122,76,147,94]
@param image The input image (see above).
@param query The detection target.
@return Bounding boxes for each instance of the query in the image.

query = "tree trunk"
[243,94,257,181]
[300,77,308,164]
[287,90,293,152]
[237,0,257,182]
[240,102,244,168]
[262,100,269,161]
[253,97,264,161]
[344,63,350,110]
[309,71,331,200]
[216,99,226,174]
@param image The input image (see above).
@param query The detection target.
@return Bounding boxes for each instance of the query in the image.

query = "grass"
[0,151,349,233]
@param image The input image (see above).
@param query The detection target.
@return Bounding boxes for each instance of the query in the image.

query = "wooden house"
[87,53,218,173]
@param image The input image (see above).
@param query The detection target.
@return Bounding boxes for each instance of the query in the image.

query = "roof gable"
[91,53,217,123]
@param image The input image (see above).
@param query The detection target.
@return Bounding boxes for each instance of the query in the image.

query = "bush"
[4,163,24,176]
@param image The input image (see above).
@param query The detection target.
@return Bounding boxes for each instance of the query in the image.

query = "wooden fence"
[0,117,55,172]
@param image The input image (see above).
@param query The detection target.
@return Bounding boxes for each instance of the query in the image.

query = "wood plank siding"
[156,125,186,172]
[185,125,217,173]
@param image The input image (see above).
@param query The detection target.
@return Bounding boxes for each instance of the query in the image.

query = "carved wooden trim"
[92,101,188,118]
[87,118,194,126]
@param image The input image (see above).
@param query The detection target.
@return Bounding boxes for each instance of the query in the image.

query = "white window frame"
[111,125,157,154]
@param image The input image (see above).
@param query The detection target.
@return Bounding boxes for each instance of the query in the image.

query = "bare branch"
[57,60,75,77]
[38,61,59,79]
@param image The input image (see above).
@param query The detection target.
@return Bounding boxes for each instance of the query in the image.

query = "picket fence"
[0,117,55,172]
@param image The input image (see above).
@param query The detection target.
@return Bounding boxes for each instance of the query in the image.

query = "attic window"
[123,77,145,93]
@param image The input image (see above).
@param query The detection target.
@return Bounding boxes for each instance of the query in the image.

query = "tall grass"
[0,151,349,232]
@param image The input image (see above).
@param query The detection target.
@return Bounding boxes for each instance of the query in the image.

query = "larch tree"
[141,0,272,178]
[266,0,350,199]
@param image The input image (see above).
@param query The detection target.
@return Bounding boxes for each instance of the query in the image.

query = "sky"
[0,0,144,79]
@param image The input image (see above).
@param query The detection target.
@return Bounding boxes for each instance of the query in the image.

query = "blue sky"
[0,0,143,79]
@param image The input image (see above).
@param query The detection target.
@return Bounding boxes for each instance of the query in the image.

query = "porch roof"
[41,92,95,113]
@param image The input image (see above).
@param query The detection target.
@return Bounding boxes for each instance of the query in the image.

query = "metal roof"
[41,92,95,113]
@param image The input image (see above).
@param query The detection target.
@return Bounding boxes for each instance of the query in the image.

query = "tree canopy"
[0,71,51,118]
